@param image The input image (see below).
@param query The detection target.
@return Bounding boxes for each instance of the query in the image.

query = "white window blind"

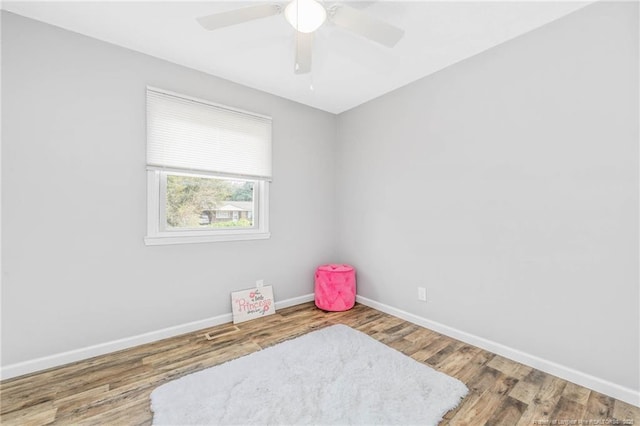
[147,88,272,180]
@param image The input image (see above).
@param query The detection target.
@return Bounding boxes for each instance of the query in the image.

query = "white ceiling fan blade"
[197,4,281,31]
[329,4,404,47]
[294,31,314,74]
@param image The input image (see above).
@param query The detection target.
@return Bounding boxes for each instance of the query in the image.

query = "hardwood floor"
[1,302,638,425]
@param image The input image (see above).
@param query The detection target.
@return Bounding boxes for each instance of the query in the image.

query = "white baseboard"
[5,292,637,408]
[275,292,315,310]
[356,295,640,408]
[0,293,315,381]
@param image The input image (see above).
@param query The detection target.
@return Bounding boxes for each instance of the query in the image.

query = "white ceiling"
[2,1,590,114]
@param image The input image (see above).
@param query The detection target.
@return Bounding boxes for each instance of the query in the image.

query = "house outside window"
[145,87,272,245]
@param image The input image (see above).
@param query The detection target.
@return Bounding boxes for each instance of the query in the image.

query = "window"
[145,87,271,245]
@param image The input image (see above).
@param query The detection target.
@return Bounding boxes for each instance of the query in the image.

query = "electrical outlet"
[256,279,264,288]
[418,287,427,302]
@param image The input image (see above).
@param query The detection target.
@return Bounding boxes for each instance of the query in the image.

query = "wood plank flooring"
[1,303,638,425]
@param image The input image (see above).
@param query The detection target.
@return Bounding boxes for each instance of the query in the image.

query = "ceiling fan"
[196,0,404,74]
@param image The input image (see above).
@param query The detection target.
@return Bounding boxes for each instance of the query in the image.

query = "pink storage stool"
[315,264,356,312]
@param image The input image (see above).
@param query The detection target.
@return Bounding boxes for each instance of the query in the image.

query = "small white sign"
[231,285,276,324]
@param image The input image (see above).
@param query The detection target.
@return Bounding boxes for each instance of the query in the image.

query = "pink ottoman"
[315,264,356,312]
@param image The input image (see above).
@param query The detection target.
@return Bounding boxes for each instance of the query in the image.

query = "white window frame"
[145,170,270,245]
[144,87,271,246]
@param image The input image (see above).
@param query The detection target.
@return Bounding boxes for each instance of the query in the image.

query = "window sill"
[144,232,271,246]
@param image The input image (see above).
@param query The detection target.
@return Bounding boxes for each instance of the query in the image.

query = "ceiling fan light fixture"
[285,0,326,33]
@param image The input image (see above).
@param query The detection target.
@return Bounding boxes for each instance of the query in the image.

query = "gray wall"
[1,11,337,365]
[336,1,639,391]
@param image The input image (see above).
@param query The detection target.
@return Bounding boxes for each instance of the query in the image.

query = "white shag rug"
[151,324,468,425]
